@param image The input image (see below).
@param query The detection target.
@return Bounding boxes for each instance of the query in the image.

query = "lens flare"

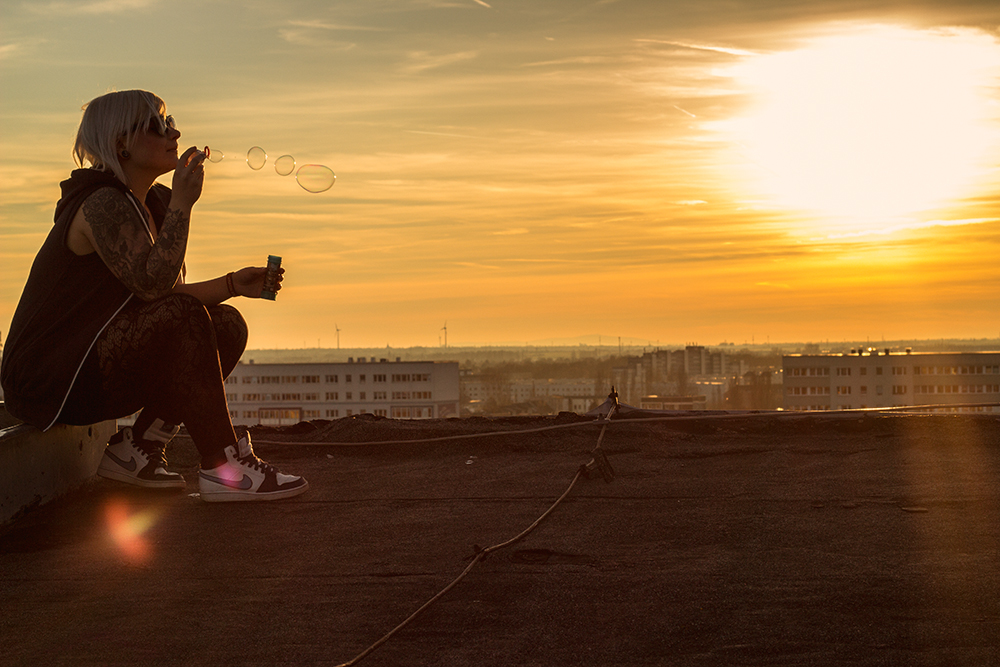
[104,499,161,564]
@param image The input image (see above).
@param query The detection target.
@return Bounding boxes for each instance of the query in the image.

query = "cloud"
[523,55,616,67]
[401,50,479,73]
[277,19,386,49]
[0,43,21,60]
[472,0,492,7]
[284,19,388,32]
[28,0,156,15]
[635,38,757,57]
[819,217,1000,241]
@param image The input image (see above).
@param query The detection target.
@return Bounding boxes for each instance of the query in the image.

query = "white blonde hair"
[73,90,167,184]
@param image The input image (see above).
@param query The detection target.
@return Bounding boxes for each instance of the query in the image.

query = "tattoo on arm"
[83,188,189,300]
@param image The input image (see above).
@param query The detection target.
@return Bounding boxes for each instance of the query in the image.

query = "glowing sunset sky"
[2,0,1000,349]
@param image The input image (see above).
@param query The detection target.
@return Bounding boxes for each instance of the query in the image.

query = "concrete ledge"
[0,403,115,525]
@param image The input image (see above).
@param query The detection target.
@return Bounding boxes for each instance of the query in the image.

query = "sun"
[718,26,1000,232]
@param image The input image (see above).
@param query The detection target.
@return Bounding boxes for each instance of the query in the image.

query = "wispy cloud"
[472,0,492,8]
[28,0,156,15]
[455,261,501,270]
[635,38,756,57]
[0,43,21,60]
[406,129,480,139]
[401,50,478,73]
[277,19,385,48]
[819,217,1000,241]
[284,19,388,32]
[523,55,615,67]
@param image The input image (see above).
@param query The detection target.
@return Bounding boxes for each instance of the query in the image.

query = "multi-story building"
[611,346,746,408]
[462,378,599,404]
[783,350,1000,412]
[226,358,460,426]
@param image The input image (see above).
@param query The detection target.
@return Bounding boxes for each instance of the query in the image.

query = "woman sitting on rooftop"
[0,89,308,502]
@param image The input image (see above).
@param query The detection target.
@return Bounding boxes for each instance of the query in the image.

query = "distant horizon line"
[246,336,1000,353]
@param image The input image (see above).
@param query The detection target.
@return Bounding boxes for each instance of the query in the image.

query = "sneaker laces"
[136,440,169,469]
[234,442,279,477]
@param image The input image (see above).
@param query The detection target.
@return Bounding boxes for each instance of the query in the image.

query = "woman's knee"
[140,293,214,340]
[209,304,248,347]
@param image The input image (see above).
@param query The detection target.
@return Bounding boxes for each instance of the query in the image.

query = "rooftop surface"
[2,411,1000,666]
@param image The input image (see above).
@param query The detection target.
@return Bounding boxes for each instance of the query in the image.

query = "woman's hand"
[233,266,284,298]
[170,147,207,210]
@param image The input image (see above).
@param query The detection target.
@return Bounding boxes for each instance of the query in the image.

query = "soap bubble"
[207,148,224,163]
[296,165,336,193]
[275,155,296,177]
[246,146,267,170]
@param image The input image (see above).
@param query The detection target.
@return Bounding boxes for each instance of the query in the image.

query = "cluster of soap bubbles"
[206,146,336,194]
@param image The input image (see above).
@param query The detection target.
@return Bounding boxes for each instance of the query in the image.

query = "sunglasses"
[129,114,176,137]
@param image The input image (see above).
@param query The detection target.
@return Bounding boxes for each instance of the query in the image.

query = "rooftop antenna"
[441,321,448,348]
[335,323,341,350]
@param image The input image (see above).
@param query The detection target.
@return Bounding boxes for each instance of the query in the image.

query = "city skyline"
[2,1,1000,349]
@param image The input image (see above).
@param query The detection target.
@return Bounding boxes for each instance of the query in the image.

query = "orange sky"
[2,1,1000,349]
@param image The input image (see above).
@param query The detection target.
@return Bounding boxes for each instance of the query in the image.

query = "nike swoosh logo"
[200,472,254,490]
[105,449,137,472]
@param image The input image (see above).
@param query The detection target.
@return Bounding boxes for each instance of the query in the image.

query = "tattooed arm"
[74,187,190,301]
[173,266,277,305]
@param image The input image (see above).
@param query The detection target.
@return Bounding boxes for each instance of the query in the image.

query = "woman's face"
[125,114,181,176]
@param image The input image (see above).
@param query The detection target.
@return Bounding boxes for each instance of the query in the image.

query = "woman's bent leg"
[62,294,239,466]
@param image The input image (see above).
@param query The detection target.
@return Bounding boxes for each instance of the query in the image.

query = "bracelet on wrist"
[226,272,238,298]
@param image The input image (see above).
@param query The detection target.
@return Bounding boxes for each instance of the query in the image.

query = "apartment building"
[783,350,1000,412]
[462,378,599,404]
[226,358,460,426]
[612,346,747,407]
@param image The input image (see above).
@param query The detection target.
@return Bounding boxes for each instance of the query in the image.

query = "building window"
[373,374,387,382]
[374,391,387,400]
[326,375,339,383]
[326,392,338,400]
[860,368,867,376]
[346,392,353,400]
[346,375,352,383]
[876,368,883,375]
[374,409,387,417]
[860,386,867,395]
[837,386,851,395]
[359,375,366,383]
[360,392,366,400]
[303,375,320,383]
[893,385,907,395]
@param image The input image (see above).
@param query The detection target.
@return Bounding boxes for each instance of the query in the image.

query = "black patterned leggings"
[60,293,246,464]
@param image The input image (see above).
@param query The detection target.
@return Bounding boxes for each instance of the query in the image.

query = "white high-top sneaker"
[97,425,186,489]
[198,433,308,502]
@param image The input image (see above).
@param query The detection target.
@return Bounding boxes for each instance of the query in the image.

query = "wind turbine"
[335,323,341,350]
[441,321,448,348]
